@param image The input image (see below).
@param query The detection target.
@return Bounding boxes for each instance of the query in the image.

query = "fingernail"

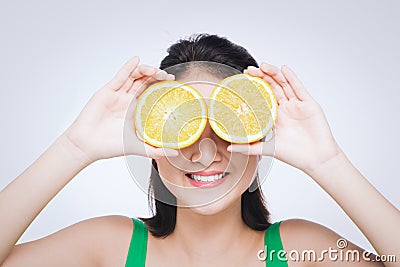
[155,70,166,80]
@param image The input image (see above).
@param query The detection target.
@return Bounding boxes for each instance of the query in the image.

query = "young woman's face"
[155,72,261,215]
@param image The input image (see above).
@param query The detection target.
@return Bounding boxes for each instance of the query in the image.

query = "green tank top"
[125,218,288,267]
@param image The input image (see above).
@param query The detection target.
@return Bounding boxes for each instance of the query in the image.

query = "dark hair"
[140,33,271,237]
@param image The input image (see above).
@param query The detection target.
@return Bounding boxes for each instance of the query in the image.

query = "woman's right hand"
[0,57,180,266]
[64,56,179,164]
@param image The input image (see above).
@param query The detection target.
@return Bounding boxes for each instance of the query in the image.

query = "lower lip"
[185,174,228,188]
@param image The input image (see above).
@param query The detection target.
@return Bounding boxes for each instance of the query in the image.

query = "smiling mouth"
[185,172,229,182]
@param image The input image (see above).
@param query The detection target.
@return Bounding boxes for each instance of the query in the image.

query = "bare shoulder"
[3,215,134,267]
[279,219,383,266]
[80,214,134,236]
[70,215,135,266]
[280,218,340,242]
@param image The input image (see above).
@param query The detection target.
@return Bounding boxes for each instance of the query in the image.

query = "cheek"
[154,159,186,202]
[225,155,260,194]
[244,156,260,177]
[155,158,181,183]
[244,157,260,186]
[228,153,259,179]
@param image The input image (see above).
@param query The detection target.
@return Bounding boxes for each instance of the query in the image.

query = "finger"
[260,62,297,100]
[245,66,286,104]
[155,70,175,81]
[126,70,168,95]
[106,56,140,91]
[166,73,175,80]
[124,135,180,158]
[281,65,312,101]
[129,73,164,96]
[261,75,287,105]
[227,139,275,157]
[129,76,152,96]
[143,144,179,159]
[130,65,158,79]
[129,72,174,96]
[152,147,180,158]
[122,66,159,93]
[119,76,135,93]
[246,66,265,77]
[154,70,169,80]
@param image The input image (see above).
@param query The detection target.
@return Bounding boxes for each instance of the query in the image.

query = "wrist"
[303,146,346,179]
[57,131,95,167]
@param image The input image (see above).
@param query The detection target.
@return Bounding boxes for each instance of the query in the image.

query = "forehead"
[176,73,223,99]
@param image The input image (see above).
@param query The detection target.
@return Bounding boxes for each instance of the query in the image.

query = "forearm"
[0,133,91,264]
[306,152,400,265]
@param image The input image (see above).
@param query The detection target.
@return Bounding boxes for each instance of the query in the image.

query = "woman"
[0,34,398,266]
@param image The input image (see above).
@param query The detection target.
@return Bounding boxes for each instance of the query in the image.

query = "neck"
[170,199,251,260]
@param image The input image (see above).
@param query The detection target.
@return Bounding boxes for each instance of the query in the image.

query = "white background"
[0,0,399,253]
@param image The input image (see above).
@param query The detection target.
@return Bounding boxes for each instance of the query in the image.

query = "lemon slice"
[134,81,207,149]
[208,74,278,143]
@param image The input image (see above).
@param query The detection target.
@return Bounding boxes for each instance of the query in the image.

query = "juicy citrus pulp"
[134,81,207,149]
[208,74,278,143]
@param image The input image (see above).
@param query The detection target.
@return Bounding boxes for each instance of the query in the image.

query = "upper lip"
[186,170,228,176]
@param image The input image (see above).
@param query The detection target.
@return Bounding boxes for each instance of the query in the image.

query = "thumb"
[227,138,275,157]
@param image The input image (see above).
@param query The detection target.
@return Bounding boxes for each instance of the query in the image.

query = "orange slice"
[134,81,207,149]
[208,74,278,143]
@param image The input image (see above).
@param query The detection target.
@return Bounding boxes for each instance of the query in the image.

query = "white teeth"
[189,173,227,182]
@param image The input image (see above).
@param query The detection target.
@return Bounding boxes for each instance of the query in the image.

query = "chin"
[189,200,230,216]
[180,187,243,216]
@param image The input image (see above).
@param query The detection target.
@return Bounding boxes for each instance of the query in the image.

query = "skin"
[155,75,260,210]
[0,57,398,266]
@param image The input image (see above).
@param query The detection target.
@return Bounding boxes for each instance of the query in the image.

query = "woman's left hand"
[227,63,342,174]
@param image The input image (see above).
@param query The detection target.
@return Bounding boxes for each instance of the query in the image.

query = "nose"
[190,123,223,166]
